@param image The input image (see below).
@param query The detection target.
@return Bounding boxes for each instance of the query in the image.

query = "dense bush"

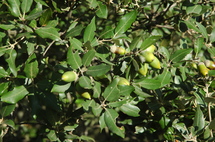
[1,0,215,141]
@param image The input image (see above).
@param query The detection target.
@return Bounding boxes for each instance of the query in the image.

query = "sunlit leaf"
[79,76,92,89]
[86,64,111,77]
[134,78,161,90]
[0,66,9,78]
[7,0,21,17]
[51,82,71,93]
[140,35,161,50]
[186,5,202,14]
[104,109,125,138]
[82,50,96,66]
[93,81,101,98]
[67,48,82,69]
[170,48,193,63]
[96,1,108,19]
[115,10,137,36]
[1,86,29,104]
[35,26,61,41]
[84,17,96,43]
[120,104,140,117]
[21,0,33,14]
[103,79,120,102]
[193,106,205,133]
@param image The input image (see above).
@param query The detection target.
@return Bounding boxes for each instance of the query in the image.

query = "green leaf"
[86,64,111,77]
[99,26,114,39]
[78,76,92,89]
[7,0,21,17]
[157,69,171,87]
[120,104,140,117]
[130,36,142,50]
[134,78,161,90]
[5,49,17,77]
[140,35,162,50]
[0,83,9,95]
[170,48,193,63]
[67,48,82,69]
[96,1,108,19]
[193,106,205,133]
[86,0,98,8]
[35,26,60,41]
[24,53,39,78]
[39,8,53,26]
[104,109,125,138]
[103,79,120,102]
[115,10,137,36]
[70,38,83,51]
[194,37,204,55]
[118,85,134,96]
[0,66,9,78]
[1,86,29,104]
[84,17,96,43]
[183,18,201,33]
[186,5,202,14]
[133,85,152,98]
[93,81,101,98]
[51,82,71,93]
[2,119,15,129]
[99,113,106,131]
[21,0,33,14]
[47,130,58,141]
[196,22,208,41]
[82,50,96,66]
[66,24,84,38]
[0,24,16,30]
[0,104,16,117]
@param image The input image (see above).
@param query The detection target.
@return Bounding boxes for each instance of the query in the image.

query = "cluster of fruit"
[138,45,161,76]
[198,60,215,76]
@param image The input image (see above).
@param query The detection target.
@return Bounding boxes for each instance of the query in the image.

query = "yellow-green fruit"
[145,45,156,53]
[198,62,209,76]
[116,47,126,55]
[204,60,215,70]
[138,63,148,76]
[141,51,155,63]
[81,92,91,99]
[61,71,78,82]
[149,57,161,69]
[191,62,197,69]
[117,77,130,86]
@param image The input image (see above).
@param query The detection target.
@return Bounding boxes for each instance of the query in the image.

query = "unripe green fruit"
[204,60,215,70]
[149,57,161,69]
[141,51,155,63]
[110,45,126,55]
[138,63,148,76]
[81,92,91,99]
[61,71,78,82]
[117,77,130,86]
[198,62,209,76]
[145,45,156,53]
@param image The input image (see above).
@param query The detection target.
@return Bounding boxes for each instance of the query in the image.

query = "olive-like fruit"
[140,51,155,63]
[117,77,130,86]
[198,62,209,76]
[81,92,91,99]
[61,71,78,82]
[149,57,161,69]
[145,45,156,53]
[138,63,148,76]
[110,45,126,55]
[204,60,215,70]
